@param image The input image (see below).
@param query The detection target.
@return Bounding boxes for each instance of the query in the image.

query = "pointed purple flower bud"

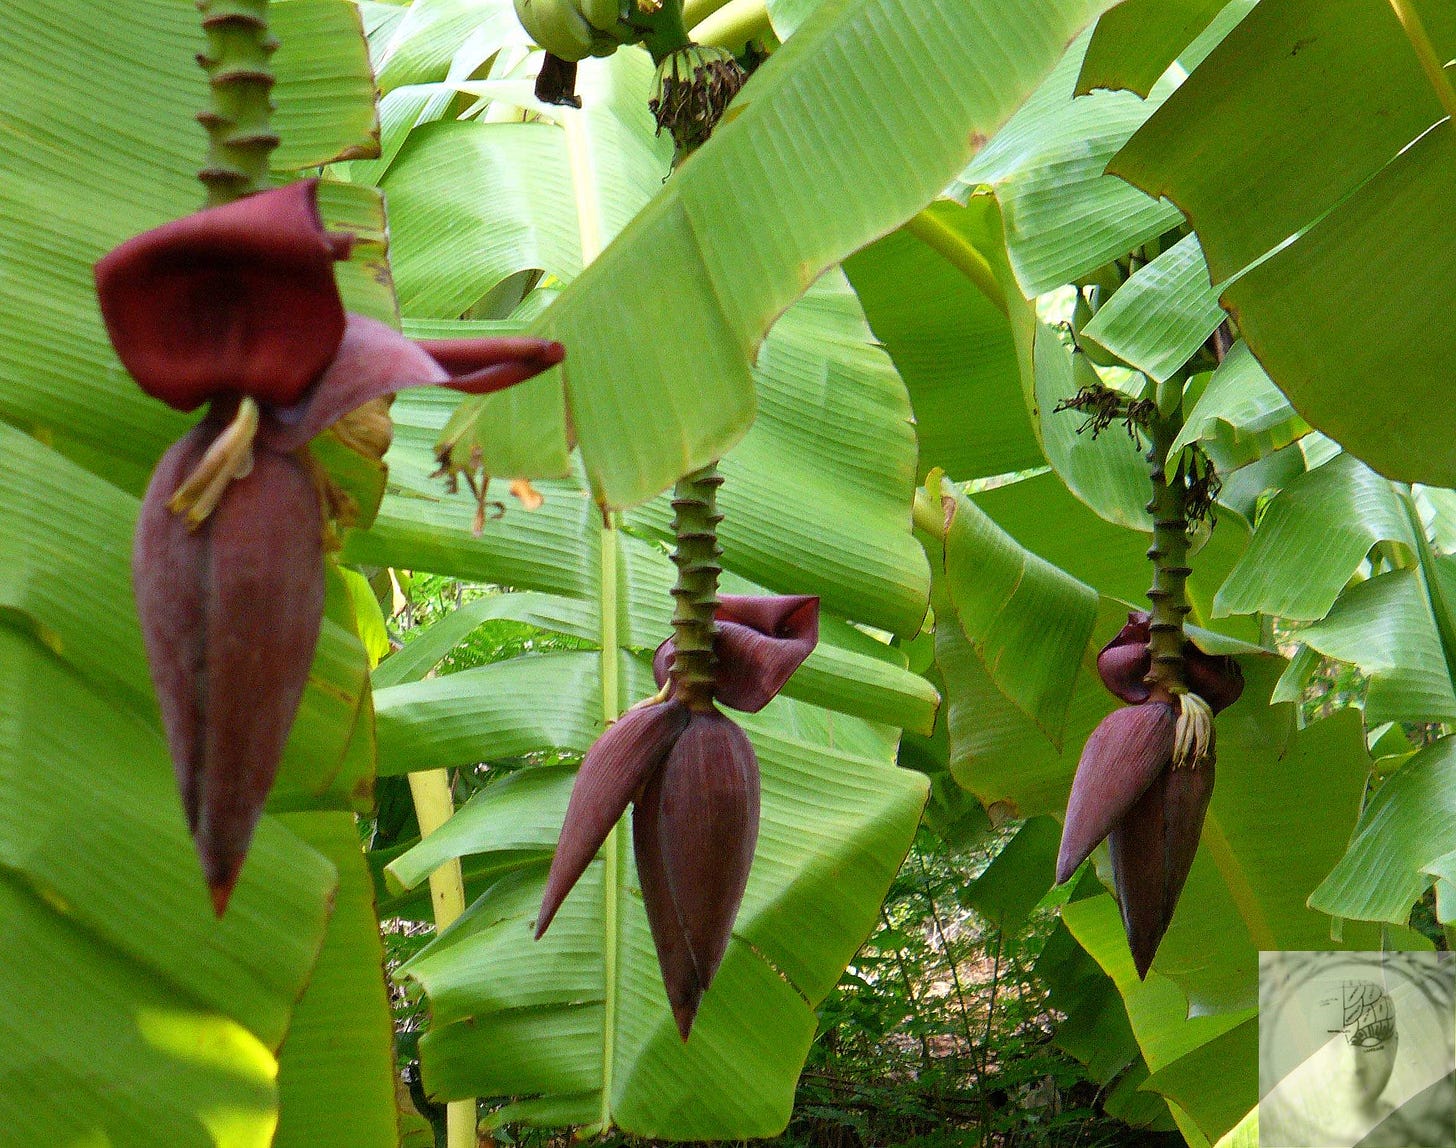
[653,594,819,713]
[1055,701,1176,885]
[654,707,759,1038]
[1108,756,1215,979]
[535,699,689,938]
[104,180,567,914]
[539,696,763,1039]
[134,417,325,914]
[1096,611,1244,713]
[633,768,704,1037]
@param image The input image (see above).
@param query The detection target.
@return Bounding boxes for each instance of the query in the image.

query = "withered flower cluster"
[649,45,746,152]
[535,595,818,1039]
[1055,612,1243,977]
[96,180,564,914]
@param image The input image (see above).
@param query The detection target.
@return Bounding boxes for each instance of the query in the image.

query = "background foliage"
[5,0,1456,1145]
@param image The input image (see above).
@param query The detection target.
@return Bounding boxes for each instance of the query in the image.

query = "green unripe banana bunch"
[514,0,635,61]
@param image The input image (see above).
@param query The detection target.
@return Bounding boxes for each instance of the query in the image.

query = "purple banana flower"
[1056,611,1243,978]
[537,595,819,1038]
[651,594,820,712]
[98,180,564,914]
[1097,612,1244,712]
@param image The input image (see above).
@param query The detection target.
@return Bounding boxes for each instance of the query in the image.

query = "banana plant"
[1,1,401,1144]
[4,0,1134,1141]
[14,1,1456,1146]
[850,10,1456,1142]
[344,22,935,1135]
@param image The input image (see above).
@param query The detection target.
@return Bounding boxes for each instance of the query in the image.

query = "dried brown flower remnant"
[650,45,745,152]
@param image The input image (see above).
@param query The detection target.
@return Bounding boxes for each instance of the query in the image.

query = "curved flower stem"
[691,0,772,51]
[635,0,693,63]
[1386,0,1456,122]
[682,0,733,28]
[904,211,1009,319]
[669,462,724,710]
[167,397,260,528]
[196,0,281,206]
[1144,379,1191,697]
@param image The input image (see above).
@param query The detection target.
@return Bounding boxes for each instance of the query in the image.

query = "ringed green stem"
[1143,391,1192,696]
[669,462,724,709]
[196,0,280,206]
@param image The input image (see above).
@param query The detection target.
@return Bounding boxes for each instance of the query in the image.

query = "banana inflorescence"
[97,181,564,914]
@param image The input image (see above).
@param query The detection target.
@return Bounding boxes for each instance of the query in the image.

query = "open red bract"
[94,180,349,411]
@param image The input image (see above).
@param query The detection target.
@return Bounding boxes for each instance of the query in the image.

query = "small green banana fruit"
[516,0,592,60]
[578,0,623,33]
[515,0,624,61]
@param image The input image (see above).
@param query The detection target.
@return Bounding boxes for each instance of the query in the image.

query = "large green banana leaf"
[322,3,1189,1129]
[845,196,1041,482]
[2,1,399,1141]
[1109,0,1456,487]
[1075,0,1238,98]
[952,26,1184,297]
[431,0,1122,508]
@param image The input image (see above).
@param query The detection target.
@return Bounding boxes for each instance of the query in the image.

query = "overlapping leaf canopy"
[1,1,398,1143]
[855,8,1456,1141]
[348,2,1140,1128]
[9,0,1456,1145]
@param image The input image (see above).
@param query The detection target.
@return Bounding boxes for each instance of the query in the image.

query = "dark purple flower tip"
[633,768,703,1040]
[1055,701,1176,885]
[651,707,760,1040]
[135,417,325,916]
[1096,613,1155,705]
[260,316,567,454]
[1109,756,1215,979]
[1096,611,1245,713]
[1186,646,1244,715]
[95,180,349,412]
[535,52,582,107]
[652,594,820,713]
[536,699,689,940]
[415,336,566,395]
